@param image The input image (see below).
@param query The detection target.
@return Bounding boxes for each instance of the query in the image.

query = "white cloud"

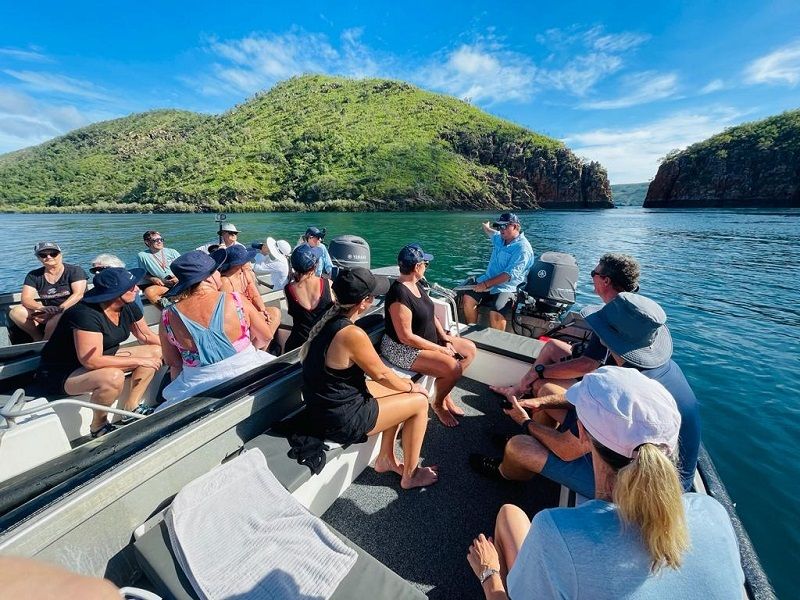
[700,79,725,94]
[580,71,679,109]
[538,53,622,96]
[0,47,51,62]
[591,31,650,53]
[564,107,744,183]
[417,43,536,103]
[744,40,800,86]
[0,87,108,154]
[4,70,111,100]
[197,29,382,96]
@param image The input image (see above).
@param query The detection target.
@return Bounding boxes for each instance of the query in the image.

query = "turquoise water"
[2,208,798,596]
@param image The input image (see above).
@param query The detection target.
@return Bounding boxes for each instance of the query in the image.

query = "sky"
[1,1,800,183]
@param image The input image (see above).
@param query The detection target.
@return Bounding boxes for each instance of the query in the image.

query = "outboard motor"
[328,235,371,279]
[513,252,579,337]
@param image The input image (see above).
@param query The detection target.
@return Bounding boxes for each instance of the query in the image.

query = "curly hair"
[598,253,640,292]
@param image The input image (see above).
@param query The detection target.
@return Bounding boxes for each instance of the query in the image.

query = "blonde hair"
[298,301,356,360]
[611,443,689,572]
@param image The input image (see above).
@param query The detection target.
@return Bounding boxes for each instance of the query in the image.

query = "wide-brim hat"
[214,244,257,271]
[218,223,240,234]
[165,250,227,298]
[584,292,673,369]
[332,267,391,304]
[83,267,146,303]
[264,237,289,261]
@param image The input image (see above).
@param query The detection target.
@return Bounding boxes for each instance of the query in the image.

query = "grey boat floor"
[322,377,560,600]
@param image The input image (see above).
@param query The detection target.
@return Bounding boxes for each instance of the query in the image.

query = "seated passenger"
[213,245,281,343]
[9,242,87,341]
[283,245,334,353]
[158,251,275,411]
[491,252,640,400]
[196,222,245,253]
[301,267,437,489]
[467,367,744,599]
[252,237,291,291]
[299,226,333,277]
[34,268,162,438]
[137,230,181,305]
[381,244,476,427]
[462,213,534,331]
[471,293,700,496]
[90,253,144,311]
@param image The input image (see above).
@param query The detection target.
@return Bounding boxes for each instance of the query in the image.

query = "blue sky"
[1,1,799,182]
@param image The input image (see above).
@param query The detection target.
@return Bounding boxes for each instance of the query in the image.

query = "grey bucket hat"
[584,292,673,369]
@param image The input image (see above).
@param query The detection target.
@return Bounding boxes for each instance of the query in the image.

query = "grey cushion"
[133,517,425,600]
[462,325,545,363]
[242,432,344,493]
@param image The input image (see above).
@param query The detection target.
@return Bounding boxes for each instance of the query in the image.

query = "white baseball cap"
[565,366,681,459]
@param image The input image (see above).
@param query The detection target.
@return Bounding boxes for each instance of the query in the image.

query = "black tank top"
[384,280,437,344]
[302,315,371,427]
[285,278,333,352]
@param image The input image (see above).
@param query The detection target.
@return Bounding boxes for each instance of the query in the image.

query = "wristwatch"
[535,364,546,379]
[479,566,500,584]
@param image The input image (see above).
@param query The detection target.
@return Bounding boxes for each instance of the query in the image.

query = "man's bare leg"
[488,310,507,331]
[462,295,479,325]
[499,434,549,480]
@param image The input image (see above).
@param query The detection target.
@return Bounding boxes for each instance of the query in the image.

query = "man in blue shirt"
[301,226,333,278]
[462,213,534,331]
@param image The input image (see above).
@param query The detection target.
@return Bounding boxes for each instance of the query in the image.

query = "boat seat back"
[0,397,72,482]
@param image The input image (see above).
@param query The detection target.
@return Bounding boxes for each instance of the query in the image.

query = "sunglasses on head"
[148,237,164,243]
[38,251,60,258]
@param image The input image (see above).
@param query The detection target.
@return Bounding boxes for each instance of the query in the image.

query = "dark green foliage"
[0,75,610,212]
[611,183,648,206]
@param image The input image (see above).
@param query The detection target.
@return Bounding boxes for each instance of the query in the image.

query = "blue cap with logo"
[291,244,319,272]
[397,243,433,268]
[304,226,326,239]
[492,212,520,227]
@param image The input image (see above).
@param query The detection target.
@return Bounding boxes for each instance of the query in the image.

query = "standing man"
[197,222,245,253]
[137,230,181,305]
[301,226,333,278]
[462,213,534,331]
[9,242,87,341]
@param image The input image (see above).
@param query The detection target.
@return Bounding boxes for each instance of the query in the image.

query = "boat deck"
[323,377,559,599]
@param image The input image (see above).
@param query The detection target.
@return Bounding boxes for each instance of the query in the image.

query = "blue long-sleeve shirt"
[477,232,534,293]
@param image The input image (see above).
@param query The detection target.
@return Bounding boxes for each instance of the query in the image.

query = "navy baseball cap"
[493,212,520,227]
[397,243,433,268]
[213,244,257,271]
[305,226,326,239]
[291,244,319,272]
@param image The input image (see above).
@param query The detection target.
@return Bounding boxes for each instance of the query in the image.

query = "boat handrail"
[1,389,146,427]
[428,282,461,337]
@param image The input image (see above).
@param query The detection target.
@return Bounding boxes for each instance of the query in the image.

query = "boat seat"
[462,325,545,363]
[133,513,425,600]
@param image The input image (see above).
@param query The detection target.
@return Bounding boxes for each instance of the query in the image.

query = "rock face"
[0,75,612,212]
[645,110,800,208]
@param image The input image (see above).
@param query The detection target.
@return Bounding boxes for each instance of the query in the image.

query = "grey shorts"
[380,335,421,370]
[462,290,515,317]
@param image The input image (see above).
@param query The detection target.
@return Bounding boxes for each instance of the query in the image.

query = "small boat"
[0,237,774,599]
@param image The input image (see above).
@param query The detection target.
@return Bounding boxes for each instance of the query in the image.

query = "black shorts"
[30,366,77,397]
[462,290,515,317]
[322,396,380,445]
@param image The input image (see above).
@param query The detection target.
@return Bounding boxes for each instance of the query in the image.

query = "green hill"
[645,109,800,208]
[0,75,612,213]
[611,182,648,206]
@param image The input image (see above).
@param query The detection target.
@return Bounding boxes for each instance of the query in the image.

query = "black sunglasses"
[148,237,164,243]
[590,269,607,279]
[492,223,510,231]
[38,251,60,258]
[90,265,107,274]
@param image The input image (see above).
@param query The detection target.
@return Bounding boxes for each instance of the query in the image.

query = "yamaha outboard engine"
[328,235,370,278]
[513,252,578,337]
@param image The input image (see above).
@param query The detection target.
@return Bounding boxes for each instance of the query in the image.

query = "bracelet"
[521,418,533,435]
[407,381,413,393]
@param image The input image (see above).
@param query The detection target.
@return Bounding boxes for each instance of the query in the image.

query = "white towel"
[166,449,357,600]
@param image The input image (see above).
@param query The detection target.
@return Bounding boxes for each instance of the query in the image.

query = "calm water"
[2,209,798,595]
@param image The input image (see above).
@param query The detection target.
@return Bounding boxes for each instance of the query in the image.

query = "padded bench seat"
[462,325,545,363]
[133,514,425,600]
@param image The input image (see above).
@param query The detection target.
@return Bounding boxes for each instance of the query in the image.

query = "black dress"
[285,278,333,352]
[301,315,379,444]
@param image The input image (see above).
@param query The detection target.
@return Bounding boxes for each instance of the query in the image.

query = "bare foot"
[431,402,459,427]
[401,466,439,489]
[489,384,517,398]
[374,455,404,476]
[443,394,465,416]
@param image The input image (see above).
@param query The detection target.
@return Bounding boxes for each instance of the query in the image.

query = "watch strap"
[479,567,500,584]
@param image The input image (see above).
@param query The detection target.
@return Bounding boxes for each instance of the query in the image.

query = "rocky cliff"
[0,75,612,212]
[645,110,800,208]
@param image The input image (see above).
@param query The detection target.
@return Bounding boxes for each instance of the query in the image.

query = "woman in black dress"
[301,267,438,489]
[284,245,334,352]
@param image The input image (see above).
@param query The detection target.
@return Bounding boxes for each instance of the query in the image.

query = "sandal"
[90,421,117,438]
[132,404,155,416]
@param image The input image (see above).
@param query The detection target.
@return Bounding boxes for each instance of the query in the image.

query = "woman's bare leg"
[64,367,126,430]
[410,351,461,427]
[114,345,162,410]
[494,504,532,580]
[366,380,438,488]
